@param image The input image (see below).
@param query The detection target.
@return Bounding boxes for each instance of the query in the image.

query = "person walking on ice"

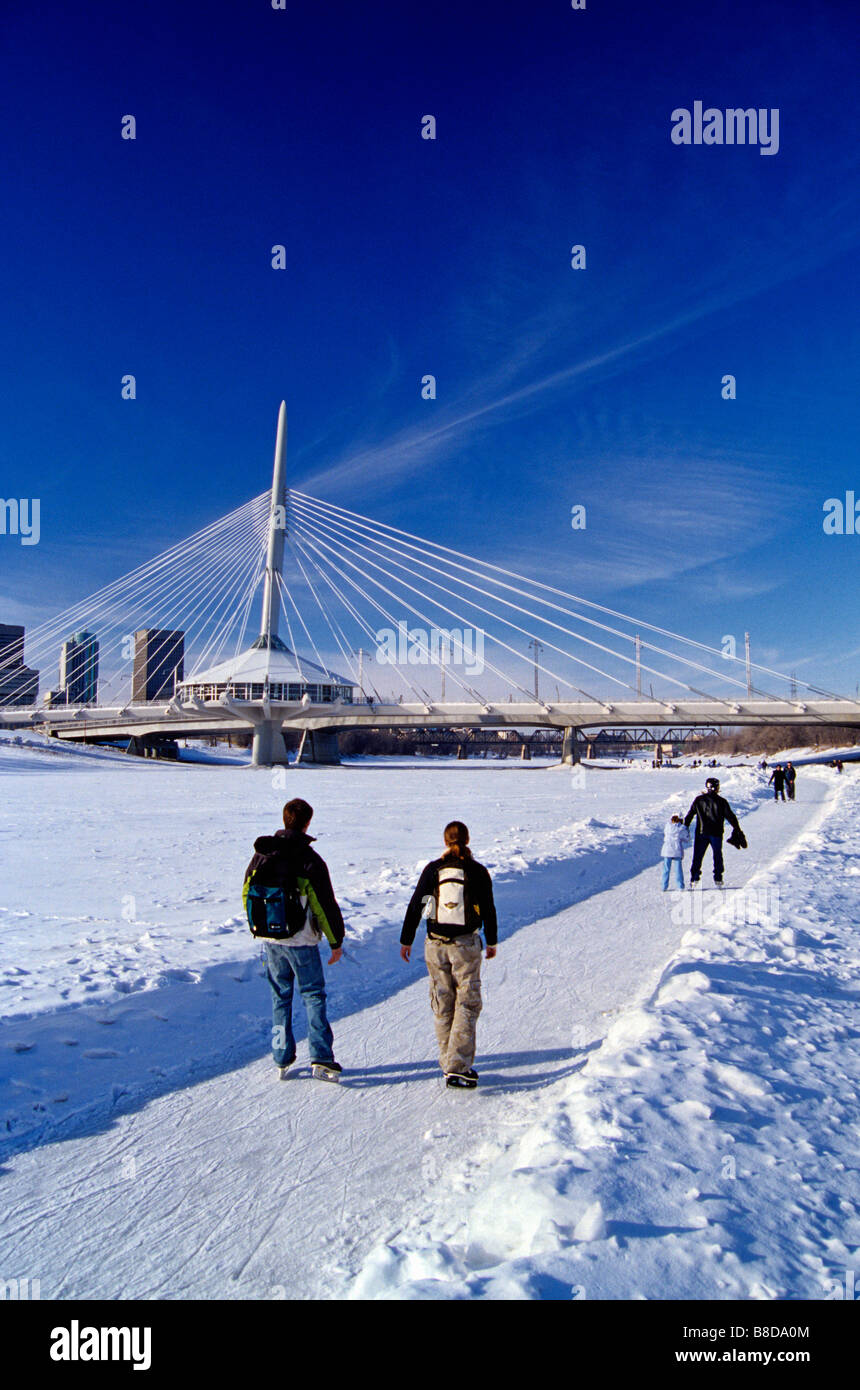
[660,813,691,890]
[784,761,797,800]
[683,777,745,888]
[769,764,787,801]
[400,821,498,1089]
[244,798,345,1081]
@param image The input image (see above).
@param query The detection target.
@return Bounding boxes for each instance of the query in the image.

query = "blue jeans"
[661,856,685,889]
[265,942,335,1066]
[690,833,724,882]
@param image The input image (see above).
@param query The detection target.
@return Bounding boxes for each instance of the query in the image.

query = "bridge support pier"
[251,720,290,767]
[561,726,581,765]
[296,729,341,766]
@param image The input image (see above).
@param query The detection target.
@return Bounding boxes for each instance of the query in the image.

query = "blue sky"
[1,0,859,696]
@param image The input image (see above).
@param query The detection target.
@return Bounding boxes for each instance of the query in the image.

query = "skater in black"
[769,766,787,801]
[784,762,797,800]
[684,777,743,886]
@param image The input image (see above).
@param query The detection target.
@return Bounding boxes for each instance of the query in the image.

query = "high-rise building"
[58,630,99,704]
[132,629,184,702]
[0,624,39,705]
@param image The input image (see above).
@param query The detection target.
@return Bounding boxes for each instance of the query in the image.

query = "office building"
[132,629,184,702]
[0,624,39,705]
[58,630,99,704]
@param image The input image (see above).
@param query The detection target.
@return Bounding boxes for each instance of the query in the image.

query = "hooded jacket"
[401,853,498,947]
[661,820,692,858]
[684,791,741,840]
[243,827,345,948]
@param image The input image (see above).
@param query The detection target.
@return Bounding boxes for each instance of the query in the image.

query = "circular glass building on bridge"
[179,636,354,705]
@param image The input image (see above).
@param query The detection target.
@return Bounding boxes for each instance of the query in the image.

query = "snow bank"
[343,769,860,1300]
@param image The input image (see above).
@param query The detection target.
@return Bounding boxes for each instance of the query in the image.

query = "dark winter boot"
[445,1071,478,1089]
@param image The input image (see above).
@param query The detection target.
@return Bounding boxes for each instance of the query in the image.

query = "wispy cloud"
[298,215,860,502]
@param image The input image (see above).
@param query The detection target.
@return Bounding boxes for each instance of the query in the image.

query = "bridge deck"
[3,696,859,742]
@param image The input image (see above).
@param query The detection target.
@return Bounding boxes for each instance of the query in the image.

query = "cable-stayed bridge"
[3,402,859,765]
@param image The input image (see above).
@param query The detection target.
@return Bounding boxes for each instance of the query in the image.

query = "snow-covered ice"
[0,737,857,1301]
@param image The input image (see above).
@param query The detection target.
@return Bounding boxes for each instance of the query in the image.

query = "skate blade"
[311,1064,341,1083]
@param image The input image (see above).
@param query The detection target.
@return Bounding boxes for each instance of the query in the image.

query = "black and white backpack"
[435,864,467,929]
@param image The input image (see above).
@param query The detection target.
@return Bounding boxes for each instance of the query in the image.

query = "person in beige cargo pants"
[400,821,498,1089]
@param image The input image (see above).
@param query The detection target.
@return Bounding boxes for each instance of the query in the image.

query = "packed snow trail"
[0,757,837,1299]
[347,768,860,1302]
[0,753,722,1152]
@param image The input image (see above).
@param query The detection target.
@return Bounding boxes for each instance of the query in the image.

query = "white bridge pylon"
[4,402,860,765]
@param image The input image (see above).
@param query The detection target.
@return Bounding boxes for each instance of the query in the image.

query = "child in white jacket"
[661,814,691,890]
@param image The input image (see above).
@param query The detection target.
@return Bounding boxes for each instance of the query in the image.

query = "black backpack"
[244,853,309,940]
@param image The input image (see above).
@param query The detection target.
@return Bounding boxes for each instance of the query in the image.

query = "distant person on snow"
[400,821,497,1090]
[769,765,787,801]
[684,777,744,887]
[660,814,691,891]
[244,798,345,1082]
[784,762,797,800]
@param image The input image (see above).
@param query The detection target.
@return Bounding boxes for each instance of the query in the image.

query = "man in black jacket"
[684,777,742,887]
[784,762,797,800]
[769,765,787,801]
[245,798,345,1079]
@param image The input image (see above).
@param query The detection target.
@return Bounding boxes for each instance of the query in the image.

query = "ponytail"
[443,820,472,859]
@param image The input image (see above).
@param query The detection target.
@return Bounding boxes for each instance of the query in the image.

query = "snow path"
[345,770,860,1301]
[0,758,834,1299]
